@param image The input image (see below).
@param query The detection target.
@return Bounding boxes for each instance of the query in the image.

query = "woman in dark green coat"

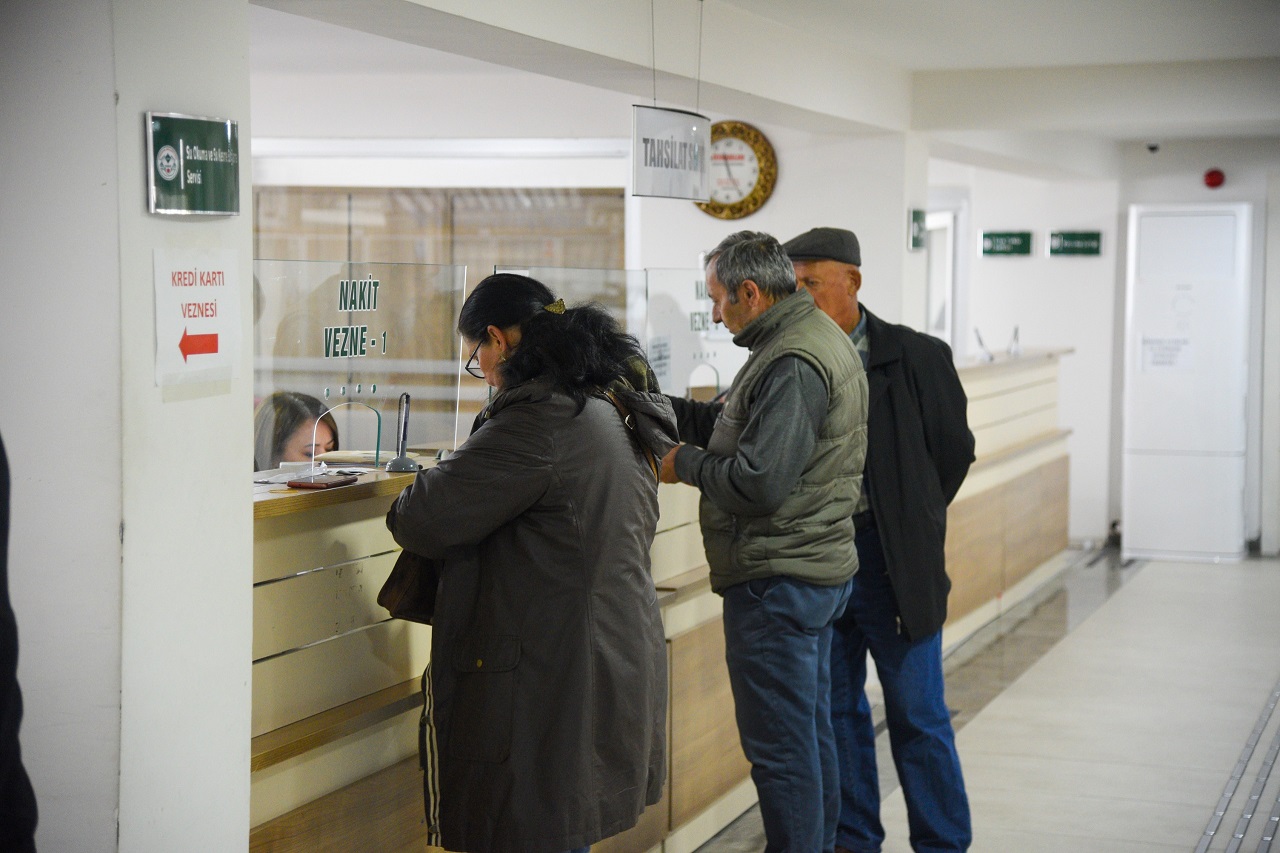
[387,274,677,853]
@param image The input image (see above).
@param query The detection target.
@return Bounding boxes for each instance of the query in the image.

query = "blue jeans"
[830,524,971,852]
[723,574,853,853]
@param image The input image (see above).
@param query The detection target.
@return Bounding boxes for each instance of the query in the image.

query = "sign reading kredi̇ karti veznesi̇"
[153,249,242,386]
[632,106,711,201]
[146,112,240,215]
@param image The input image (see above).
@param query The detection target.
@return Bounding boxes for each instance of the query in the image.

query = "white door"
[1121,203,1251,561]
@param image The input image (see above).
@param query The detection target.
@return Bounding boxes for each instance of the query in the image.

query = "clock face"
[709,137,761,204]
[696,121,777,220]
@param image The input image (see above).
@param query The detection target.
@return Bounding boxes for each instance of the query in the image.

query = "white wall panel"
[0,3,124,850]
[940,160,1119,541]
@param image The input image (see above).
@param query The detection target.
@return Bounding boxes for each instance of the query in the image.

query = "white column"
[0,3,124,849]
[112,1,255,850]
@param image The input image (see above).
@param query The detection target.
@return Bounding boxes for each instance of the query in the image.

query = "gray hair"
[704,231,798,303]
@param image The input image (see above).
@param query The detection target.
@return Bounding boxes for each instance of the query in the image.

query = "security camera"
[1146,142,1160,153]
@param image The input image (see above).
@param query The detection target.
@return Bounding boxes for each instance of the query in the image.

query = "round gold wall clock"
[696,121,778,220]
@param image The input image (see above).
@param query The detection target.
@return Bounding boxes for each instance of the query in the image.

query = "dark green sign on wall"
[981,231,1032,256]
[146,112,240,216]
[1049,231,1102,256]
[909,209,927,250]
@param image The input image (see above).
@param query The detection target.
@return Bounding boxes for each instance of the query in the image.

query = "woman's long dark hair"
[457,273,646,412]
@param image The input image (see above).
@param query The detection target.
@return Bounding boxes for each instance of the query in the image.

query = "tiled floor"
[696,550,1280,852]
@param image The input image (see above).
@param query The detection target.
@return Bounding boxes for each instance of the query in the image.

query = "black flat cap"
[783,227,861,267]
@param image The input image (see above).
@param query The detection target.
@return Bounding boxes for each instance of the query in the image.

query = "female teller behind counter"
[387,273,678,853]
[252,391,338,471]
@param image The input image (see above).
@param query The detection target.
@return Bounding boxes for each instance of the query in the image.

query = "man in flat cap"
[783,227,974,853]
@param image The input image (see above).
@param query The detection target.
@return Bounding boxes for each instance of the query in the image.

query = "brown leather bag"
[377,550,440,624]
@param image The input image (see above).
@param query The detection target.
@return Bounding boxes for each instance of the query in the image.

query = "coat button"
[475,659,483,668]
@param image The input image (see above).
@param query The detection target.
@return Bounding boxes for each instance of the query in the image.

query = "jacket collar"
[484,377,553,419]
[860,305,902,370]
[733,289,816,351]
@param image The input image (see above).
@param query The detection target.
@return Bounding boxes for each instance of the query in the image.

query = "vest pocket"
[448,634,521,763]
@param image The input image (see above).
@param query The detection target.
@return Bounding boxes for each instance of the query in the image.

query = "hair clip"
[543,298,566,314]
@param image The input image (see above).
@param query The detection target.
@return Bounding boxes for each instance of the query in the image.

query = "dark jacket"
[0,434,37,852]
[862,307,975,640]
[387,377,677,853]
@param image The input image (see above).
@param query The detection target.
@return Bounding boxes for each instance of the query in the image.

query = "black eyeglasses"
[464,340,484,379]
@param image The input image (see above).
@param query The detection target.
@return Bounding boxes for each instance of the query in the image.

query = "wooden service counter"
[248,470,749,853]
[248,349,1071,851]
[942,347,1074,646]
[250,471,426,851]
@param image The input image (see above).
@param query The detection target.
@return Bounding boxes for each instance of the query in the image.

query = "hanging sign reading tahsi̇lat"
[632,105,711,201]
[146,111,240,215]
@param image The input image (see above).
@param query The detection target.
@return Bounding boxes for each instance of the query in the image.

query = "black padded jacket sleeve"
[666,395,723,447]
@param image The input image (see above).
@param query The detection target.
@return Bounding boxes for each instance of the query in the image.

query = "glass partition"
[253,187,625,294]
[516,265,646,337]
[252,259,754,473]
[503,265,750,398]
[253,259,468,471]
[445,265,646,426]
[645,268,748,398]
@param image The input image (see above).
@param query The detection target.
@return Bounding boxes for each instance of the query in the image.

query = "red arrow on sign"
[179,328,219,362]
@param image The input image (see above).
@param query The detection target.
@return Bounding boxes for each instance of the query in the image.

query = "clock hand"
[721,156,742,194]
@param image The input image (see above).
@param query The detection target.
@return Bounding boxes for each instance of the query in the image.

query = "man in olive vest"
[660,230,868,852]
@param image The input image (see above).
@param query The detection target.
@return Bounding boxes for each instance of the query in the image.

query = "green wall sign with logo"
[1049,231,1103,256]
[981,231,1032,256]
[146,112,240,216]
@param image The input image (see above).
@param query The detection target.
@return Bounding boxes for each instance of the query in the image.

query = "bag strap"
[603,390,660,482]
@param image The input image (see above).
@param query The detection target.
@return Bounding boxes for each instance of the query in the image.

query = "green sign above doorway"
[1049,231,1103,256]
[981,232,1032,256]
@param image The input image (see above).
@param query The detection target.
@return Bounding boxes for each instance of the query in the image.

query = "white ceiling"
[720,0,1280,71]
[253,1,1280,75]
[249,1,1280,146]
[250,6,512,75]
